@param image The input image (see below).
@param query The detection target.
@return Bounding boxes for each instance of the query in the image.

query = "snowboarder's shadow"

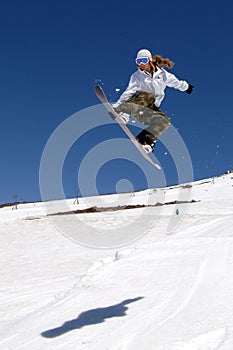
[41,296,144,338]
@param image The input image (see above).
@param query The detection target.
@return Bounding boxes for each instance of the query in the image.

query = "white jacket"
[115,67,189,108]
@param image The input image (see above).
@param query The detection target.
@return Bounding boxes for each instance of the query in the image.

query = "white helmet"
[136,49,152,61]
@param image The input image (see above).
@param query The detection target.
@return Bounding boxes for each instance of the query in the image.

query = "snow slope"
[1,173,233,349]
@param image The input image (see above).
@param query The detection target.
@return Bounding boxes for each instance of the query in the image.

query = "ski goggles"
[135,57,149,65]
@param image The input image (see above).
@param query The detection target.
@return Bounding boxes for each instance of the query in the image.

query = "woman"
[113,49,193,153]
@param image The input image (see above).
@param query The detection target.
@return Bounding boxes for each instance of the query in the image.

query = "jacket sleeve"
[114,73,140,107]
[164,70,189,92]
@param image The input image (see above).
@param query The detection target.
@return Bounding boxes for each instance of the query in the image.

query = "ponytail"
[152,54,174,69]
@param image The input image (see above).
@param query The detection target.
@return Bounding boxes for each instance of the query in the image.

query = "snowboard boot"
[137,129,156,153]
[141,142,155,153]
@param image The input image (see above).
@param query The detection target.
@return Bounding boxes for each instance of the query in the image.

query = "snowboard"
[94,85,161,170]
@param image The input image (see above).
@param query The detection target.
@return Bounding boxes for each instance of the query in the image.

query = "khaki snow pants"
[115,92,171,144]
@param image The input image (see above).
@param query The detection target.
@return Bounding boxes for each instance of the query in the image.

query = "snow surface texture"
[1,173,233,349]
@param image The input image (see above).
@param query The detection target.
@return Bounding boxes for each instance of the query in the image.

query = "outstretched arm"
[164,70,190,92]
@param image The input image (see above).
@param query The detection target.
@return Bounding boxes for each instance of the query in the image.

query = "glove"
[186,84,194,94]
[112,102,121,110]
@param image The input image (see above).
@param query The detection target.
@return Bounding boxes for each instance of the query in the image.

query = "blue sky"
[0,0,233,203]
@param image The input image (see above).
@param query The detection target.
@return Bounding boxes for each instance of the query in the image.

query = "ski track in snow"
[0,173,233,349]
[172,328,226,350]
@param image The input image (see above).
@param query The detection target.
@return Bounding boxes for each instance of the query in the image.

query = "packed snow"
[1,173,233,349]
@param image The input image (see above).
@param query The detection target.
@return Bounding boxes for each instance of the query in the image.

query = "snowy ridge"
[0,173,233,349]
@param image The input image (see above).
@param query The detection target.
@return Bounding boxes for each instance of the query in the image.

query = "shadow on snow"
[41,296,144,338]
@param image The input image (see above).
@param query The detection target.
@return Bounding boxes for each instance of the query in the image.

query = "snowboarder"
[113,49,193,153]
